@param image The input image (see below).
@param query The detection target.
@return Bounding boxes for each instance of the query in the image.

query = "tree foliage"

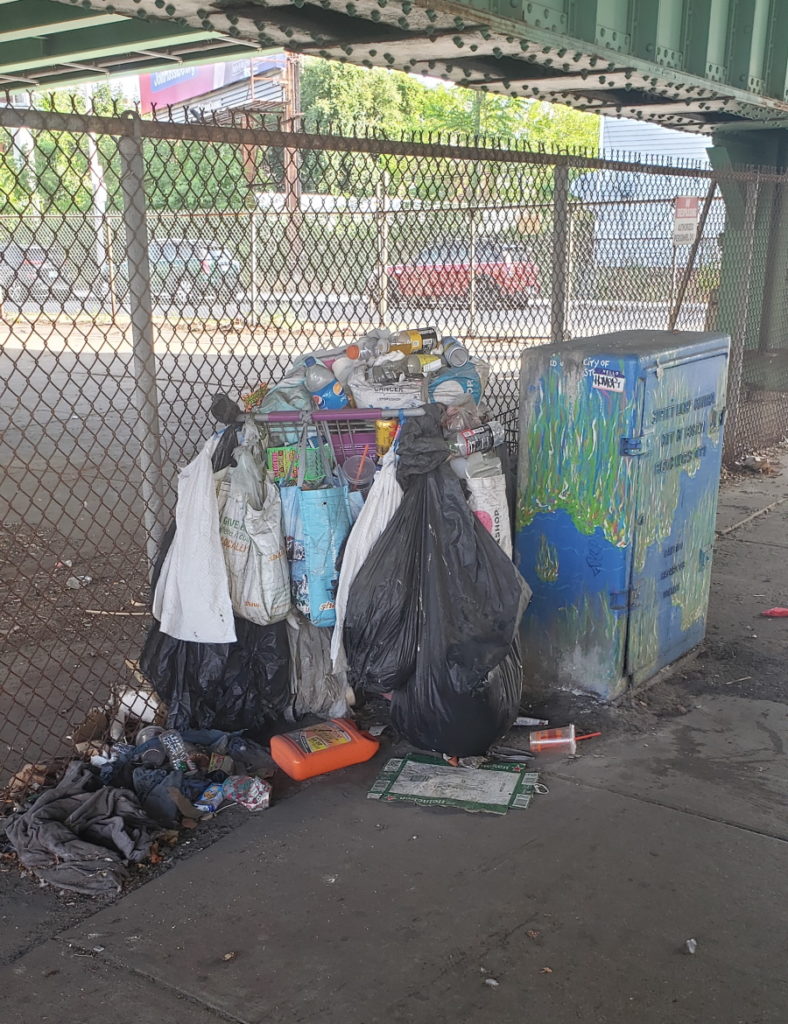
[0,59,599,214]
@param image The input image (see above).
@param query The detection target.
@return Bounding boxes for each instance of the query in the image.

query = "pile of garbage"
[2,325,536,892]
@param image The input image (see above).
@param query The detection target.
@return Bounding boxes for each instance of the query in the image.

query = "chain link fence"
[1,99,786,785]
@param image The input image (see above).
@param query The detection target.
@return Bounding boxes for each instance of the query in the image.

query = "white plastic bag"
[153,438,236,644]
[466,473,512,558]
[345,365,425,410]
[331,448,403,672]
[218,436,290,626]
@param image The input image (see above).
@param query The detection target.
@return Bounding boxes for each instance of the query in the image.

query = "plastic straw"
[354,444,370,484]
[575,732,602,742]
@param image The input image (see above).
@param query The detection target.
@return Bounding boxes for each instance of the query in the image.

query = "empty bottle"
[366,353,408,384]
[346,329,392,361]
[160,730,196,772]
[303,357,335,393]
[330,355,356,384]
[391,327,439,354]
[447,421,505,457]
[443,337,470,367]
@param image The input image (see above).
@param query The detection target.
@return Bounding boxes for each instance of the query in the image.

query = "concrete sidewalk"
[3,458,787,1024]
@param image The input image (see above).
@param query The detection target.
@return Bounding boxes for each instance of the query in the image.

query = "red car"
[382,239,541,307]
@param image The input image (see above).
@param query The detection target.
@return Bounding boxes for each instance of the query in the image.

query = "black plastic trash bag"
[344,406,530,756]
[140,421,290,738]
[139,616,290,738]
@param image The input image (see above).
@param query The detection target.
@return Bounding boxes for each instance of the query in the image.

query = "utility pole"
[282,51,303,285]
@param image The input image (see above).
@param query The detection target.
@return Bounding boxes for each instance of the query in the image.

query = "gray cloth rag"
[4,761,158,895]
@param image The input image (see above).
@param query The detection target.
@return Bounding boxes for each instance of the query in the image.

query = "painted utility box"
[515,331,729,700]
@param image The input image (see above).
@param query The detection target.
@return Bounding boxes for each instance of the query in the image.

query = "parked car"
[0,242,70,304]
[379,239,541,307]
[148,238,242,305]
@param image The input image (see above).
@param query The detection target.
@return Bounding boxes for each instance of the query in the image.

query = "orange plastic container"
[270,718,380,781]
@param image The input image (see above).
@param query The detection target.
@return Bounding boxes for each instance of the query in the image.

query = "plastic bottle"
[447,421,505,457]
[311,380,349,410]
[391,327,439,354]
[270,719,380,781]
[160,730,196,772]
[331,355,356,384]
[303,356,335,393]
[406,353,443,376]
[366,353,408,384]
[346,329,392,361]
[443,337,470,366]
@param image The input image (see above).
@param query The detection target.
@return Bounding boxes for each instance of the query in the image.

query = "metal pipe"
[550,163,570,345]
[118,118,166,576]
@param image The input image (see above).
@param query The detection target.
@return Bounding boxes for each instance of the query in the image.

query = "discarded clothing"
[4,762,157,895]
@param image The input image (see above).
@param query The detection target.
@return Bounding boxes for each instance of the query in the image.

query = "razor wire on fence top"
[0,99,786,785]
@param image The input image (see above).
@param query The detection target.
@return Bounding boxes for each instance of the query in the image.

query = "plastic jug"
[270,718,380,780]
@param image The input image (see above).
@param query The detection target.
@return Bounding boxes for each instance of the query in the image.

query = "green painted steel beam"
[0,0,123,45]
[0,20,216,75]
[13,0,787,133]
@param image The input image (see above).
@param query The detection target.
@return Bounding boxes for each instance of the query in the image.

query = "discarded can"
[375,418,398,457]
[405,353,443,376]
[195,782,225,813]
[160,729,196,772]
[442,337,470,367]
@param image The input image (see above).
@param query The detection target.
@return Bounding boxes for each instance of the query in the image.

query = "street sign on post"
[673,196,699,246]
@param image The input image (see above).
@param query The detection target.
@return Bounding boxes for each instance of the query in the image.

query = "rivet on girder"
[454,16,465,27]
[453,36,464,47]
[470,44,478,51]
[154,0,164,8]
[493,46,502,57]
[370,9,380,19]
[402,1,412,11]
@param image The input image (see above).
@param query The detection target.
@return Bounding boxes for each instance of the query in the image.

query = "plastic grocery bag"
[344,406,530,756]
[466,473,512,558]
[153,438,236,644]
[287,611,353,718]
[280,426,353,628]
[218,427,290,626]
[331,447,403,672]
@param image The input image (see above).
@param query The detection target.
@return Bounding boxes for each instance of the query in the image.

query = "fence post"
[118,120,166,575]
[551,163,570,344]
[468,206,477,336]
[723,178,760,465]
[376,170,389,322]
[250,207,259,322]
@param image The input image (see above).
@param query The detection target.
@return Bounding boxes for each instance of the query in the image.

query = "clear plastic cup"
[528,724,576,755]
[341,454,376,491]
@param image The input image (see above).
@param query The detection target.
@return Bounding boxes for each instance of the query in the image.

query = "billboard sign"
[139,54,285,114]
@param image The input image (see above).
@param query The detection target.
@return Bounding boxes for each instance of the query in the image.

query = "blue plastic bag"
[280,426,353,627]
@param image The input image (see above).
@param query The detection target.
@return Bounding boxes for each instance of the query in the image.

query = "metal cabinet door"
[626,350,728,683]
